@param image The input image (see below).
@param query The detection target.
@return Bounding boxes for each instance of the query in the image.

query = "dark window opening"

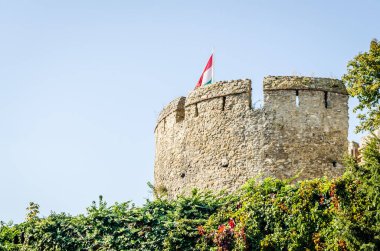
[195,103,199,117]
[163,118,166,131]
[295,90,300,107]
[176,109,185,122]
[324,91,328,108]
[180,173,185,178]
[332,161,337,167]
[222,96,226,111]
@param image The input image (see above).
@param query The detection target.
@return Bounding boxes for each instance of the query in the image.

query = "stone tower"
[154,76,348,198]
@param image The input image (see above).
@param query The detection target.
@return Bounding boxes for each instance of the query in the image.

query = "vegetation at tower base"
[342,39,380,133]
[1,139,379,250]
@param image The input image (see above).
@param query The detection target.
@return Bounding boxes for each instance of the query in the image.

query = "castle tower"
[154,76,348,198]
[262,76,348,180]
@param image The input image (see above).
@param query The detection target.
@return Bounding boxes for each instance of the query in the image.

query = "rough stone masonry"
[154,76,349,198]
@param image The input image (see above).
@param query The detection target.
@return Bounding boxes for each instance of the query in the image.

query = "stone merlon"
[157,97,186,125]
[264,76,347,94]
[185,79,251,106]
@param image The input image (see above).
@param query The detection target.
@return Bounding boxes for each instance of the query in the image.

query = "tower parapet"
[154,76,349,198]
[185,79,251,107]
[263,76,347,94]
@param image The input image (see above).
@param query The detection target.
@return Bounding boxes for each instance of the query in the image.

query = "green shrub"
[1,139,379,250]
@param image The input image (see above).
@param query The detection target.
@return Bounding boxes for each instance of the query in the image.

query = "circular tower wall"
[154,79,263,198]
[154,76,349,198]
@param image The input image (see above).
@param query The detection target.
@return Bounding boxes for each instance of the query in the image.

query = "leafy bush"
[1,139,379,250]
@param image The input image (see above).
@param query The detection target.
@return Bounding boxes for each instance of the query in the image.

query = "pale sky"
[1,0,379,223]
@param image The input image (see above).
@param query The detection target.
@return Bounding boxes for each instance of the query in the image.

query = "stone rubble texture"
[154,76,349,198]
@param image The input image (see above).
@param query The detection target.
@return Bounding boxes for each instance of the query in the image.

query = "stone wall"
[154,76,349,198]
[262,76,348,180]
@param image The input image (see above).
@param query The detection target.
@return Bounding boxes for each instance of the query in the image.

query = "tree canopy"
[342,39,380,133]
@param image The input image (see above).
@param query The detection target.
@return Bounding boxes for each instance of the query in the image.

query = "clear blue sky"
[0,0,379,223]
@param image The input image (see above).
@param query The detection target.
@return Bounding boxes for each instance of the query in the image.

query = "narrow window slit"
[176,111,184,122]
[324,91,328,108]
[221,96,226,111]
[195,103,199,117]
[295,90,300,107]
[332,161,337,167]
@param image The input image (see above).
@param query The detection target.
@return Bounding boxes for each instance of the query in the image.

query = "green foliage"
[197,178,339,250]
[1,141,379,250]
[0,222,20,251]
[342,39,380,133]
[333,137,380,250]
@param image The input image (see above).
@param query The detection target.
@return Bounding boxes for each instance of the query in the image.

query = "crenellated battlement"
[185,79,251,106]
[156,79,252,131]
[263,76,347,94]
[154,76,349,198]
[156,97,186,127]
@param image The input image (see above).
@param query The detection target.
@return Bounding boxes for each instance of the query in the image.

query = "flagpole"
[212,47,214,83]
